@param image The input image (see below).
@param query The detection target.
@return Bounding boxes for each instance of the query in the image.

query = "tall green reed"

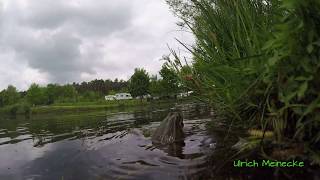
[167,0,320,163]
[169,0,280,123]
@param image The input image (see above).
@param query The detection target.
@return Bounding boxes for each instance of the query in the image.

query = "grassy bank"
[31,99,149,114]
[0,98,189,115]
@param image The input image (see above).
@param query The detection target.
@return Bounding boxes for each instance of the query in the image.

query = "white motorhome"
[105,93,133,101]
[114,93,133,100]
[135,94,151,99]
[105,95,116,101]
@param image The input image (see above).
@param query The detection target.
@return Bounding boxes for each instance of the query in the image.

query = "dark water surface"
[0,103,216,180]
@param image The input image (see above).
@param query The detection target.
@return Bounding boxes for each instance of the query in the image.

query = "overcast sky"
[0,0,193,90]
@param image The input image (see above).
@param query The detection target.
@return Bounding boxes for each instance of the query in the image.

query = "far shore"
[0,98,192,116]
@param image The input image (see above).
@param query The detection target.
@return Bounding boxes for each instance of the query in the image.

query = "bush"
[9,104,19,115]
[0,103,31,116]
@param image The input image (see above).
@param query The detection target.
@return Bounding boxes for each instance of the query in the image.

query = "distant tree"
[118,86,129,93]
[159,63,180,96]
[59,85,78,102]
[165,0,196,22]
[72,79,128,97]
[6,85,20,105]
[46,84,60,104]
[0,91,4,107]
[108,90,117,95]
[129,68,150,98]
[81,91,99,101]
[6,85,20,104]
[26,84,47,105]
[89,79,105,94]
[0,85,20,107]
[149,75,164,97]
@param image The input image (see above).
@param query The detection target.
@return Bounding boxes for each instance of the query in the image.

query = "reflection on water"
[0,103,214,180]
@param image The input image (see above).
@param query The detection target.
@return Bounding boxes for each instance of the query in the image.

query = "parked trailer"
[105,93,133,101]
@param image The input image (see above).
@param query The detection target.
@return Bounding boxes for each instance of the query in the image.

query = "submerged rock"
[151,112,184,145]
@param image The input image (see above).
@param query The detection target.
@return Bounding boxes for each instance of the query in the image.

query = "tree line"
[0,62,185,108]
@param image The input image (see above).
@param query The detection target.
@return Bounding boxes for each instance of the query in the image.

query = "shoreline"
[0,98,192,116]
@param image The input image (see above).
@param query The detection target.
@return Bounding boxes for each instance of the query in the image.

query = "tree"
[129,68,150,98]
[26,84,47,105]
[0,85,20,107]
[81,91,99,101]
[165,0,196,23]
[6,85,20,105]
[0,90,4,107]
[73,79,128,96]
[59,85,78,102]
[159,63,180,96]
[149,75,164,97]
[46,84,60,104]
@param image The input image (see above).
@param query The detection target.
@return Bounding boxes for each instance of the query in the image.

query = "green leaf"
[295,76,312,81]
[281,0,298,9]
[292,107,304,115]
[262,40,275,50]
[297,82,308,99]
[313,40,320,47]
[268,56,278,66]
[307,44,314,53]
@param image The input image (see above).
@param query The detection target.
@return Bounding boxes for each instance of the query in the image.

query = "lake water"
[0,103,216,180]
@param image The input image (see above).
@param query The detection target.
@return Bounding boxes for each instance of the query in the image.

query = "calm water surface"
[0,103,216,180]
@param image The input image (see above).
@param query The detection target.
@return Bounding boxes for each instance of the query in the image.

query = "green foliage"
[73,79,128,95]
[149,62,185,98]
[129,68,150,97]
[32,99,149,114]
[0,77,135,110]
[159,62,180,96]
[79,91,100,102]
[47,84,96,104]
[168,0,279,114]
[262,0,320,151]
[0,68,174,115]
[165,0,196,22]
[0,102,31,115]
[46,84,61,104]
[0,85,20,107]
[108,90,117,95]
[149,75,164,97]
[26,84,48,105]
[57,85,78,103]
[167,0,320,163]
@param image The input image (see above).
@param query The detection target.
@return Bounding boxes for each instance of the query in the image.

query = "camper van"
[105,95,116,101]
[115,93,133,100]
[105,93,133,101]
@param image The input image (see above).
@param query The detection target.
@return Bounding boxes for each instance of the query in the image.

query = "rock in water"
[151,112,184,144]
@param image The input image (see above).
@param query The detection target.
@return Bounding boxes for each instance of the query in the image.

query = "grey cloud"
[21,0,133,36]
[0,0,194,90]
[0,0,135,84]
[15,31,86,83]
